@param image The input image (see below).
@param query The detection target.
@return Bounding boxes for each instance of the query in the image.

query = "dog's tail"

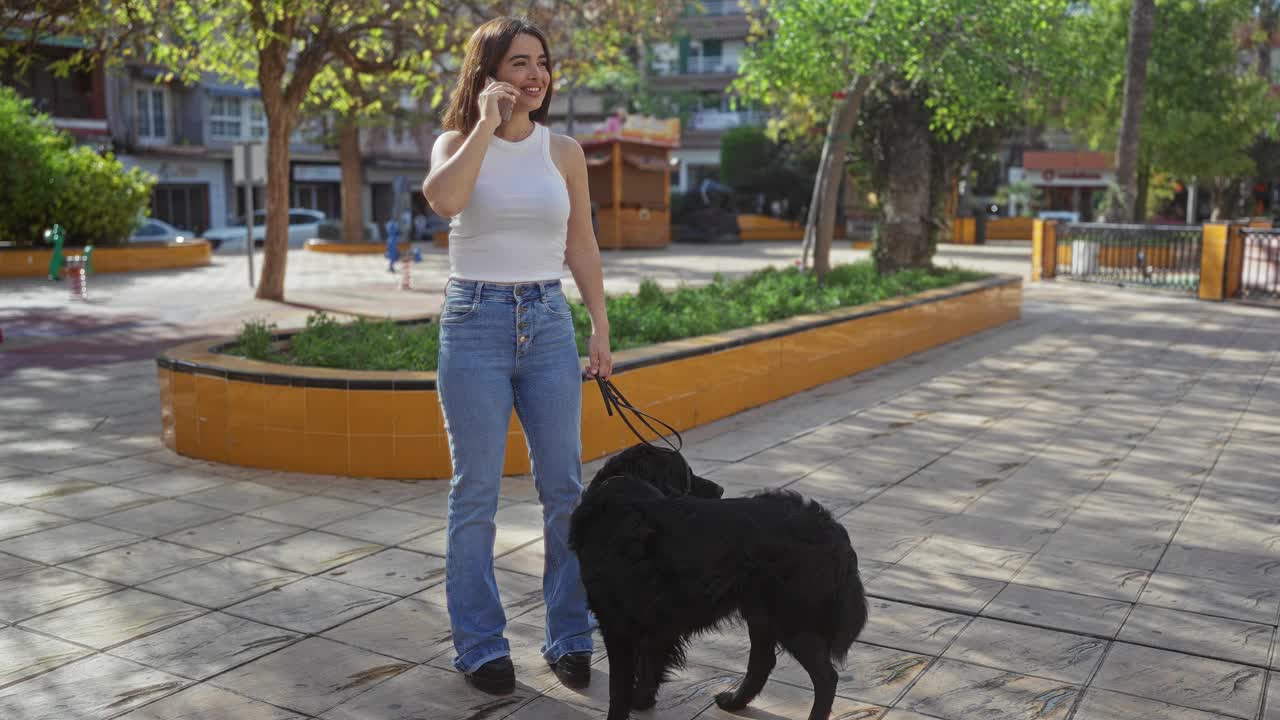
[829,547,868,664]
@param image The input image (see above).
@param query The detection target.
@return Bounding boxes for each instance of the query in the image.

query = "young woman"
[422,16,612,695]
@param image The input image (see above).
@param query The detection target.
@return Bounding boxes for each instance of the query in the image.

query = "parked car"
[205,208,326,252]
[130,218,196,244]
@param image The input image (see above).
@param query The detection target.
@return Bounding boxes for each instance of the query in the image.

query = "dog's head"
[592,444,724,499]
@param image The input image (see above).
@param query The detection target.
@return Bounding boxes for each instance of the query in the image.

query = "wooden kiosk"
[576,115,680,250]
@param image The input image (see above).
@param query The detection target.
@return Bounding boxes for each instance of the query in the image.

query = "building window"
[136,87,167,143]
[249,101,267,138]
[210,95,268,141]
[209,96,242,139]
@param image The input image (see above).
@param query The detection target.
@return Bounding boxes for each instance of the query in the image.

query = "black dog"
[570,444,868,720]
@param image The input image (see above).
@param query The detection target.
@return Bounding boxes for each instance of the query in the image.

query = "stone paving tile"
[320,664,534,720]
[59,539,218,585]
[320,477,444,507]
[896,538,1033,582]
[844,526,928,564]
[163,515,304,555]
[859,599,972,656]
[248,496,374,528]
[181,481,303,513]
[1037,528,1169,570]
[321,507,445,546]
[770,641,931,706]
[94,499,232,537]
[0,505,73,540]
[1266,672,1280,720]
[866,565,1006,614]
[1118,604,1275,667]
[0,653,188,719]
[696,674,887,719]
[55,457,176,484]
[927,513,1055,552]
[212,636,412,716]
[323,547,446,596]
[0,625,92,686]
[115,469,229,497]
[238,531,383,574]
[322,598,453,664]
[115,682,308,720]
[20,588,206,650]
[983,583,1132,638]
[1010,554,1150,603]
[942,617,1107,685]
[225,576,396,634]
[24,484,159,519]
[494,540,545,577]
[896,658,1079,720]
[111,612,299,680]
[0,566,119,622]
[140,557,305,609]
[541,659,733,720]
[1092,642,1265,719]
[0,520,142,564]
[1072,688,1241,720]
[1158,545,1280,589]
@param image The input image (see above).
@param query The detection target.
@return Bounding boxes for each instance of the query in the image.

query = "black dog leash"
[593,376,683,453]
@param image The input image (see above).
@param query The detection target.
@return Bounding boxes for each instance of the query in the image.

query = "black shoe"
[464,656,515,695]
[550,651,592,689]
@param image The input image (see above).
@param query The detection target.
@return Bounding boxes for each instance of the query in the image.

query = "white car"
[130,218,196,244]
[206,208,326,251]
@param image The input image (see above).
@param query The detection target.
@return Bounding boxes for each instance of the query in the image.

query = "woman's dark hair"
[441,17,554,134]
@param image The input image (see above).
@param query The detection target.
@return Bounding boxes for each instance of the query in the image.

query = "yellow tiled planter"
[304,240,411,254]
[0,240,212,277]
[157,275,1022,479]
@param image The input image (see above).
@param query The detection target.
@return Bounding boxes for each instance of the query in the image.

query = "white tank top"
[448,123,571,282]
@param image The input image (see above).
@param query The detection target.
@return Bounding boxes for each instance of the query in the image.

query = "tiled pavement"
[1,272,1279,718]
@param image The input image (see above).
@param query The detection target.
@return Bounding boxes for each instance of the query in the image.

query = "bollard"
[65,255,88,300]
[400,250,412,291]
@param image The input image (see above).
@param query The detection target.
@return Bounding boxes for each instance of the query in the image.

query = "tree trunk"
[803,75,871,281]
[339,117,364,243]
[1109,0,1155,223]
[256,96,293,301]
[565,87,577,137]
[874,94,934,274]
[1135,158,1150,222]
[1259,3,1277,81]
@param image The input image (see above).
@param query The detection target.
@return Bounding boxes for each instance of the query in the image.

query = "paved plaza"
[1,244,1279,719]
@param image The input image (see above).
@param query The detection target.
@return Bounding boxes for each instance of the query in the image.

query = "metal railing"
[1056,223,1202,293]
[682,56,739,75]
[1240,228,1280,301]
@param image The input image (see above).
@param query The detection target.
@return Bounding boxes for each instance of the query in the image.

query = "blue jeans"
[437,278,594,673]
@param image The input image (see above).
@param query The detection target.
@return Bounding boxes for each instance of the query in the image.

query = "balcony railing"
[686,56,739,75]
[689,110,766,131]
[687,0,758,15]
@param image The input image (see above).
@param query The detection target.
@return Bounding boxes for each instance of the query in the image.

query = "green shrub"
[0,85,154,246]
[225,262,985,372]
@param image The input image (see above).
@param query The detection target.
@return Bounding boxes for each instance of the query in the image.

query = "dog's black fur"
[570,444,868,720]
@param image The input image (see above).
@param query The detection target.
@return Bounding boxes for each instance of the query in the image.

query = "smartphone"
[489,76,514,123]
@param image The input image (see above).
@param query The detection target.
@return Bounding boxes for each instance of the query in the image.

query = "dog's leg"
[603,630,636,720]
[633,634,679,710]
[633,641,659,710]
[714,617,776,711]
[780,631,838,720]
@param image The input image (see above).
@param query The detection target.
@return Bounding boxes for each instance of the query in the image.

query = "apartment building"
[3,38,434,238]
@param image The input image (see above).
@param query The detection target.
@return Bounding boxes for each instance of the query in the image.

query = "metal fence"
[1240,228,1280,301]
[1056,223,1202,293]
